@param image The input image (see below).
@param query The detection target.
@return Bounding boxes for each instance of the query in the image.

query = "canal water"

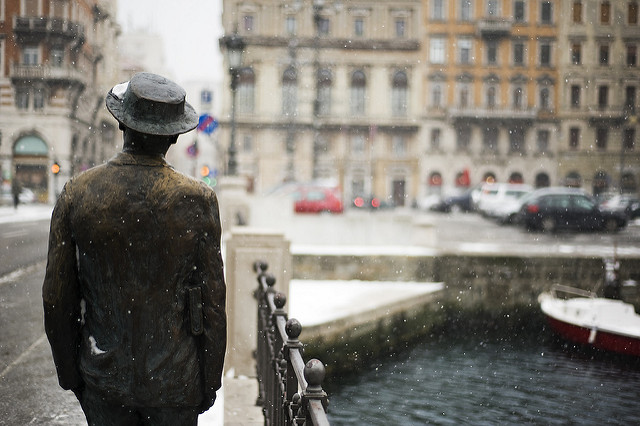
[325,331,640,424]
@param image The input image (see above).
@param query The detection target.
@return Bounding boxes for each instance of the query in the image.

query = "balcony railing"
[254,261,330,426]
[13,15,84,39]
[449,106,537,121]
[477,18,512,38]
[11,63,88,87]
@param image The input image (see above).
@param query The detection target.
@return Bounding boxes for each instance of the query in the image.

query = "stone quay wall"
[294,253,640,376]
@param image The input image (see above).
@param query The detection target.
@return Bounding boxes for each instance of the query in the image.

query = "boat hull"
[545,315,640,357]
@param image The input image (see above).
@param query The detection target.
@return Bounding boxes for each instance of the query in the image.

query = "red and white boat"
[539,284,640,357]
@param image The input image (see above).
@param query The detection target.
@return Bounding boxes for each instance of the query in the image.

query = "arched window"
[535,172,550,188]
[509,172,524,184]
[592,170,610,195]
[483,172,496,184]
[565,171,582,188]
[317,68,332,115]
[391,71,408,116]
[350,70,366,115]
[282,67,297,117]
[237,68,255,114]
[513,87,523,109]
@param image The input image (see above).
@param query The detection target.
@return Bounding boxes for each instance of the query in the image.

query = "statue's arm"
[42,185,83,391]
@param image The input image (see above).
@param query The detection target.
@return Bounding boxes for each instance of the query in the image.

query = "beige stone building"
[0,0,121,203]
[557,0,640,196]
[218,0,640,204]
[220,0,423,206]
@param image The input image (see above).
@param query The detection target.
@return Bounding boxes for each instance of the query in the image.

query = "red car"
[293,187,343,214]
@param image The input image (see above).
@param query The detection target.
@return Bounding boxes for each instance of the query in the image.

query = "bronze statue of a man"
[42,72,226,426]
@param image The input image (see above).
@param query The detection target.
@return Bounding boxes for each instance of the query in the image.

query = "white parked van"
[476,183,533,222]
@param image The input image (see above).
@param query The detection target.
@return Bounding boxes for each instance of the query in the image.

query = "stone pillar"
[224,228,291,377]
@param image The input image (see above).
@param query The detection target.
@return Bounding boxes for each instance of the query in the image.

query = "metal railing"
[254,261,330,426]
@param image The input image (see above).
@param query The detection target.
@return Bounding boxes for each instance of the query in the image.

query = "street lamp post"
[225,33,245,176]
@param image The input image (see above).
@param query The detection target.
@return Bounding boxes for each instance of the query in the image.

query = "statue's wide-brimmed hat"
[106,72,198,136]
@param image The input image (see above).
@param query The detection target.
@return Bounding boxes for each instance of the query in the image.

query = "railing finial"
[304,359,326,392]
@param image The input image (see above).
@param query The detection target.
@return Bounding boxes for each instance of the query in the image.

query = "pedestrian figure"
[43,72,226,426]
[11,178,21,209]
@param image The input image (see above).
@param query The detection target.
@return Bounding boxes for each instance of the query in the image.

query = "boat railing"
[550,284,597,299]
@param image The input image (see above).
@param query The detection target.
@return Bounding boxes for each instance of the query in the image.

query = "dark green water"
[325,332,640,425]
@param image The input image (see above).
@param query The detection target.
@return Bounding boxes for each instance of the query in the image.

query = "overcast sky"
[116,0,224,84]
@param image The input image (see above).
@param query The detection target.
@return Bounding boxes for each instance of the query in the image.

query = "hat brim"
[106,91,198,136]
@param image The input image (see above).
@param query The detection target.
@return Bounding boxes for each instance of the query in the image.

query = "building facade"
[219,0,639,204]
[220,0,423,205]
[422,0,560,197]
[557,0,640,196]
[0,0,121,203]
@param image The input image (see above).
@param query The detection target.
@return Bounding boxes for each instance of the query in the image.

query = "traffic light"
[51,162,60,175]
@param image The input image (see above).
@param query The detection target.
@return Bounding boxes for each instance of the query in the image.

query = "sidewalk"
[0,202,53,224]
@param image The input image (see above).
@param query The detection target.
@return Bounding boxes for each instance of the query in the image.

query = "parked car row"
[425,183,634,233]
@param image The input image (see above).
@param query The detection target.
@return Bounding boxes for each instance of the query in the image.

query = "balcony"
[448,106,536,123]
[13,16,85,45]
[11,63,88,88]
[477,18,512,38]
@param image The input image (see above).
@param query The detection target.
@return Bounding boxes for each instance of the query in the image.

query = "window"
[483,127,499,152]
[540,1,553,23]
[430,37,446,64]
[282,67,297,117]
[513,87,524,109]
[598,85,609,109]
[600,1,611,24]
[630,1,639,24]
[624,128,636,150]
[243,14,254,32]
[0,40,3,77]
[539,41,551,66]
[514,1,526,22]
[391,71,408,116]
[285,16,296,35]
[237,68,255,114]
[432,84,443,107]
[513,41,525,66]
[487,41,498,65]
[317,17,330,35]
[317,69,332,116]
[395,18,406,37]
[571,43,581,65]
[458,38,473,64]
[487,86,497,108]
[460,0,473,21]
[599,44,609,65]
[16,89,29,109]
[572,1,583,23]
[537,129,550,153]
[354,18,364,37]
[350,70,366,115]
[569,127,580,149]
[487,0,500,16]
[391,135,407,157]
[456,126,471,151]
[626,86,637,113]
[596,128,608,150]
[432,0,446,20]
[540,87,551,110]
[627,44,638,66]
[431,129,442,151]
[351,134,365,156]
[33,88,44,110]
[571,85,581,108]
[22,46,39,65]
[51,48,64,67]
[509,128,526,153]
[459,85,470,107]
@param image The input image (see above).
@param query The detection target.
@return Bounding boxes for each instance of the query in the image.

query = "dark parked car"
[518,187,627,232]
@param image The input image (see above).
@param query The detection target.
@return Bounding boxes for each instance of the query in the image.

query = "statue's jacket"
[42,152,226,408]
